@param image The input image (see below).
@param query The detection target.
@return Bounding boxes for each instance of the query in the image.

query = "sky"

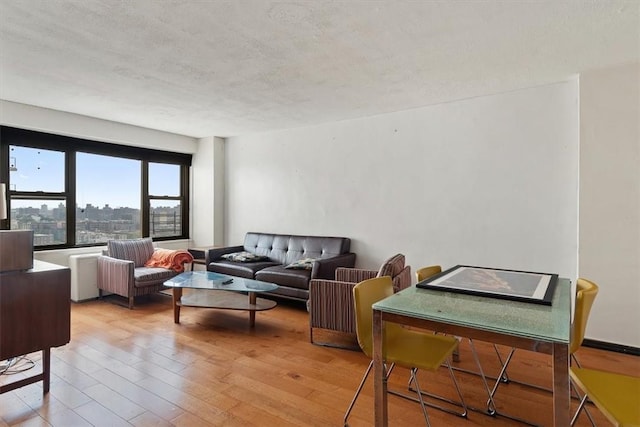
[8,145,179,209]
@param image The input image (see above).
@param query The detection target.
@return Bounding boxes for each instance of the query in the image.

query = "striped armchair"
[308,253,411,348]
[97,238,181,309]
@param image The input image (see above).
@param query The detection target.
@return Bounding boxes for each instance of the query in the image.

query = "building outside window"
[76,152,142,244]
[8,145,67,245]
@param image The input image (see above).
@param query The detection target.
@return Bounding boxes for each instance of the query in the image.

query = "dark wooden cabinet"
[0,260,70,394]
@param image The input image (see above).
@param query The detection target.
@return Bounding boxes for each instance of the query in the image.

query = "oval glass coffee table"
[164,271,279,328]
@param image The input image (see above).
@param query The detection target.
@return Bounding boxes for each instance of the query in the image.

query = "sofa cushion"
[208,260,279,279]
[256,265,311,290]
[133,266,177,286]
[285,257,316,270]
[108,237,154,267]
[221,251,270,263]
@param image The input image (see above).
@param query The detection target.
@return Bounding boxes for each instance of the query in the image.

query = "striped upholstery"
[335,267,378,283]
[378,253,406,278]
[98,238,181,309]
[108,238,155,267]
[309,253,411,347]
[309,279,357,335]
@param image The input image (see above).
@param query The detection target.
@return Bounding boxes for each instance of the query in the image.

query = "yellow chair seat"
[570,367,640,427]
[385,323,458,371]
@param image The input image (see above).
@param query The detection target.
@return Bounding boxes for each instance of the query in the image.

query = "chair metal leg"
[466,339,497,415]
[344,361,396,426]
[343,360,373,426]
[569,355,597,427]
[404,358,467,418]
[487,347,596,427]
[487,346,516,410]
[409,368,432,427]
[571,394,589,426]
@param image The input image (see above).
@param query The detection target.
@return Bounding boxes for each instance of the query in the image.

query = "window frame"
[0,126,191,249]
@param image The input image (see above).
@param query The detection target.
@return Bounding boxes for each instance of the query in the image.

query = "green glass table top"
[373,277,570,343]
[164,271,278,292]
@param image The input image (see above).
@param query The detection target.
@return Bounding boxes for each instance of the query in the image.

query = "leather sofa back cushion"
[243,232,351,266]
[108,237,154,267]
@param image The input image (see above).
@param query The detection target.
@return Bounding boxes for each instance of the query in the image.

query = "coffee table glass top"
[164,271,278,292]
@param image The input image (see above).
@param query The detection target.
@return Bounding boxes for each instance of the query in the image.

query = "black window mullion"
[67,152,76,246]
[141,160,150,237]
[181,164,189,241]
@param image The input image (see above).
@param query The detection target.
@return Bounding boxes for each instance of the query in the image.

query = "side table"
[187,246,218,271]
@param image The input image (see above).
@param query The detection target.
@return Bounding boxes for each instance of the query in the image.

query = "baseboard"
[582,339,640,356]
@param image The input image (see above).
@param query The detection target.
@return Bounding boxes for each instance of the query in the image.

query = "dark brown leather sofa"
[205,232,356,302]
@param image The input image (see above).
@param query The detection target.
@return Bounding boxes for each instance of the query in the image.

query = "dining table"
[372,276,571,426]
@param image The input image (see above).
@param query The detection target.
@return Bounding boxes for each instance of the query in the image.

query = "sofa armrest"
[311,252,357,280]
[97,255,135,296]
[335,267,378,283]
[308,279,357,334]
[205,245,245,264]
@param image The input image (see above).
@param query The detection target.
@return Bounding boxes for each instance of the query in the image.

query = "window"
[1,126,191,249]
[149,162,182,238]
[8,146,67,245]
[76,153,142,244]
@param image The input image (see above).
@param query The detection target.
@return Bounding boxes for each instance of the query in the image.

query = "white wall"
[579,63,640,348]
[0,100,197,153]
[191,136,225,246]
[226,80,580,281]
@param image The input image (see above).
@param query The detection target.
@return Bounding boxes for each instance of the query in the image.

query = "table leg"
[42,348,50,394]
[373,309,387,427]
[173,288,183,324]
[552,342,570,426]
[249,292,256,328]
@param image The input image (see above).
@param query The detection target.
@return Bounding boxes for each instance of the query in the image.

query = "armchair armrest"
[205,245,245,264]
[97,255,135,296]
[308,279,358,334]
[311,252,357,280]
[335,267,377,283]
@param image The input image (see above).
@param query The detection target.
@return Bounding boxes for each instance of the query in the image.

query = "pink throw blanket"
[145,249,194,273]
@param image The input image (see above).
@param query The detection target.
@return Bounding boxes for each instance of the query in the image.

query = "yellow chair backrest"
[570,278,599,355]
[353,276,394,358]
[416,265,442,282]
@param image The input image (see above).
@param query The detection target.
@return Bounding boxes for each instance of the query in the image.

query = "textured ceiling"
[0,1,638,138]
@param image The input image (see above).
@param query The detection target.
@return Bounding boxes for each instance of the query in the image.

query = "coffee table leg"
[173,288,183,324]
[249,292,256,328]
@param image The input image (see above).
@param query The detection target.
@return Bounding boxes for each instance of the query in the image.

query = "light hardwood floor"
[1,292,638,426]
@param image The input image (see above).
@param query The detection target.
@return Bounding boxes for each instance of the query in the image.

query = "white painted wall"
[191,136,224,247]
[0,100,197,153]
[226,80,580,282]
[578,63,640,348]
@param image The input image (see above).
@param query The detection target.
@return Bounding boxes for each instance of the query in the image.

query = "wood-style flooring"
[1,292,638,426]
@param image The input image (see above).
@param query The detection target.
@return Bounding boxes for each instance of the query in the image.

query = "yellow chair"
[344,276,466,426]
[489,278,600,421]
[415,265,443,283]
[570,367,640,426]
[416,265,500,413]
[415,265,461,361]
